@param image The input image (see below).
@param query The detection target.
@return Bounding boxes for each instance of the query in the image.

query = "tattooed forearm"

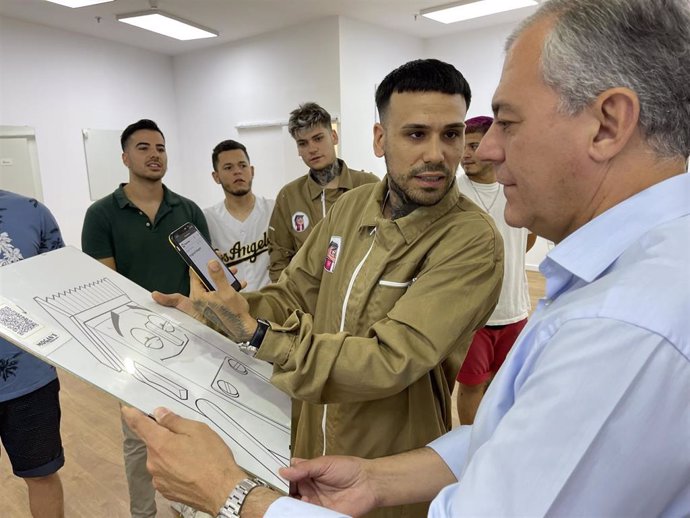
[217,305,254,343]
[193,299,253,343]
[193,299,232,337]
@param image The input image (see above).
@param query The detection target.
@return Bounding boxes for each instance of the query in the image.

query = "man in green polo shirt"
[81,118,209,518]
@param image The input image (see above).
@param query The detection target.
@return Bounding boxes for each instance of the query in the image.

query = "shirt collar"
[542,172,690,296]
[359,176,462,244]
[113,183,179,209]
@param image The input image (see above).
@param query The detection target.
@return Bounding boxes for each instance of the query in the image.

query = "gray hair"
[509,0,690,159]
[288,102,332,138]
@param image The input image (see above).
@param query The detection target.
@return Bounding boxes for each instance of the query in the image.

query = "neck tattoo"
[310,160,341,187]
[386,179,420,220]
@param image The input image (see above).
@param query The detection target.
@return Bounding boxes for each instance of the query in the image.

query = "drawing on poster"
[0,247,290,490]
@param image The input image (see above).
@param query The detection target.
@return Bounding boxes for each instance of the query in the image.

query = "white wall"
[425,22,550,269]
[0,16,179,247]
[425,22,515,118]
[173,17,342,208]
[0,14,549,268]
[338,17,423,177]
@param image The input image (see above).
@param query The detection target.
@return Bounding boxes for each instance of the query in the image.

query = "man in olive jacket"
[154,59,503,518]
[268,102,379,282]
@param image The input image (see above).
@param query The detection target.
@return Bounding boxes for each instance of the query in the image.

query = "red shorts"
[456,318,528,385]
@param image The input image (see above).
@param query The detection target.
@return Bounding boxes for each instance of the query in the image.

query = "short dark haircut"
[120,119,165,151]
[375,59,472,122]
[465,116,494,135]
[212,140,250,170]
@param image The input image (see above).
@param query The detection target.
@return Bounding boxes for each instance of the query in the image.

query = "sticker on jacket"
[292,212,309,232]
[324,236,341,273]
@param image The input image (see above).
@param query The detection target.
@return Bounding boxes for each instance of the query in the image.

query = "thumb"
[152,291,184,308]
[151,407,197,435]
[152,291,196,317]
[121,405,162,443]
[280,457,328,481]
[207,259,232,291]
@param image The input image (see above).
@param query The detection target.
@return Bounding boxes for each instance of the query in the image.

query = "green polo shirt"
[81,183,209,295]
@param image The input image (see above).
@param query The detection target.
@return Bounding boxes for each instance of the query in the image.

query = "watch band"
[249,318,270,349]
[217,477,268,518]
[239,318,270,358]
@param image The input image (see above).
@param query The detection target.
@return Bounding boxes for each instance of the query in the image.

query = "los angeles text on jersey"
[219,232,269,267]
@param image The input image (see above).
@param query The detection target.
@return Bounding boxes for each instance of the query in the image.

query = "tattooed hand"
[153,263,257,343]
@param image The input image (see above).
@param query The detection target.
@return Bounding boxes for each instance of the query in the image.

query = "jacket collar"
[359,176,462,244]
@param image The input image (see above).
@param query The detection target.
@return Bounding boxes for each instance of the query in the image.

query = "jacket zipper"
[321,190,326,218]
[321,227,377,455]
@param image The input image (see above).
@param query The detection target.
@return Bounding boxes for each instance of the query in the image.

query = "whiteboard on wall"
[83,128,127,201]
[0,126,43,201]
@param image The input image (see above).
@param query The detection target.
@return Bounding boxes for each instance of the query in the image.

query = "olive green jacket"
[267,159,379,282]
[248,178,503,518]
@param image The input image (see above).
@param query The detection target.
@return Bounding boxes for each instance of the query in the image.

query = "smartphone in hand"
[169,222,242,292]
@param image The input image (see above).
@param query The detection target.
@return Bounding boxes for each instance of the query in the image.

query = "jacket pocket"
[378,278,415,288]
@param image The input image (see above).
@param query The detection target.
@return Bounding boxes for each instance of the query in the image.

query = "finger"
[122,406,164,443]
[152,407,203,435]
[189,267,208,295]
[207,259,232,291]
[227,266,248,291]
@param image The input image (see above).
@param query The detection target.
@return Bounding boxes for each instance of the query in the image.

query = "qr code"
[0,305,40,337]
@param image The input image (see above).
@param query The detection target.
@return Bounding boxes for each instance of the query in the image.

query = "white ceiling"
[0,0,541,56]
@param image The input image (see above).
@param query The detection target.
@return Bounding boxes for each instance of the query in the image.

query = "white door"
[0,126,43,201]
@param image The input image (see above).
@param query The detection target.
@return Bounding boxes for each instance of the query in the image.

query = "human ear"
[588,87,640,162]
[373,123,385,158]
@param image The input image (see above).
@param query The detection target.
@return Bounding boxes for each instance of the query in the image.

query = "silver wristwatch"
[217,477,268,518]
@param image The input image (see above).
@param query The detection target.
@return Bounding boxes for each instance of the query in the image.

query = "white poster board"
[0,246,290,491]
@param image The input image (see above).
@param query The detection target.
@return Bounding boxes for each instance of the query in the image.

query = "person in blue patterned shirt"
[0,190,65,518]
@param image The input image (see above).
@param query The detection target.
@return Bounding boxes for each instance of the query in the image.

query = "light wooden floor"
[1,271,545,517]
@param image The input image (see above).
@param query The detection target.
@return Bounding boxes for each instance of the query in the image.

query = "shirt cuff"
[265,496,352,518]
[427,425,472,481]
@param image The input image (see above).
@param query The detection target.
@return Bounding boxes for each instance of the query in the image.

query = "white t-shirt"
[457,174,530,325]
[203,196,275,292]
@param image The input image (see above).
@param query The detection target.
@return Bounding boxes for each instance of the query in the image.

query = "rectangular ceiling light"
[44,0,114,7]
[117,10,218,40]
[422,0,538,24]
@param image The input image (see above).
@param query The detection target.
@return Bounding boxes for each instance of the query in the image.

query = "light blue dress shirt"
[264,172,690,518]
